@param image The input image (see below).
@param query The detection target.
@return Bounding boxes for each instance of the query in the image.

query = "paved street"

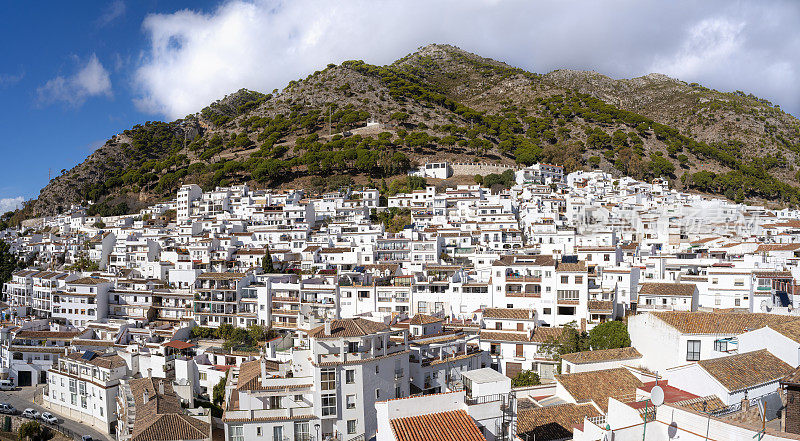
[0,386,110,441]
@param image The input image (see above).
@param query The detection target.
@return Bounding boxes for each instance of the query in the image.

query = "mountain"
[21,44,800,219]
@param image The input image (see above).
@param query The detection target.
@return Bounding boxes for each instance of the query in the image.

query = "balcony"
[223,406,314,421]
[638,303,673,311]
[506,275,542,283]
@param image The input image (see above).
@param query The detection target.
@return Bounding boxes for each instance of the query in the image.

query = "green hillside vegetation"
[17,44,800,222]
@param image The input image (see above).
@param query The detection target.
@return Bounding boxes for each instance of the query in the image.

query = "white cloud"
[0,197,24,215]
[0,70,24,88]
[38,54,112,107]
[133,0,800,119]
[97,0,126,27]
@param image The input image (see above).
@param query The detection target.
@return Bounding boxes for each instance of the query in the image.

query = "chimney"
[786,384,800,434]
[260,357,267,386]
[158,380,164,395]
[147,368,152,378]
[324,320,331,336]
[142,392,149,404]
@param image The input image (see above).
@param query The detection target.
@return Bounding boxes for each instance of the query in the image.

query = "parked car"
[40,412,58,424]
[21,408,39,419]
[0,380,14,391]
[0,403,15,414]
[81,437,93,441]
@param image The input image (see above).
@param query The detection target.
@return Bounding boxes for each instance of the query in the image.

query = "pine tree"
[262,249,274,273]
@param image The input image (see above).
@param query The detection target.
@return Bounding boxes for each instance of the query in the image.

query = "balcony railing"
[506,275,542,282]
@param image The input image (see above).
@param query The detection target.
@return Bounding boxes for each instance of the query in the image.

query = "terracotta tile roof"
[753,270,793,278]
[235,359,280,391]
[530,327,566,344]
[556,261,587,272]
[307,318,389,339]
[516,403,601,441]
[651,311,799,334]
[555,367,643,412]
[162,340,196,350]
[587,300,614,313]
[479,331,532,343]
[390,409,485,441]
[639,283,696,297]
[15,330,81,339]
[65,352,126,369]
[697,349,793,392]
[483,308,536,320]
[196,272,247,280]
[767,320,800,344]
[129,377,210,441]
[69,277,109,285]
[673,395,727,413]
[754,243,800,253]
[492,255,556,267]
[561,347,642,365]
[409,314,444,325]
[781,366,800,386]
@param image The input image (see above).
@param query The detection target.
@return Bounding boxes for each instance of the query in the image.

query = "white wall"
[739,327,800,367]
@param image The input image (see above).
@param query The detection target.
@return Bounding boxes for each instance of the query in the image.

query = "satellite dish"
[651,385,665,407]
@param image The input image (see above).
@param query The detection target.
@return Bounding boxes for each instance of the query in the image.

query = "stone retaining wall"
[450,162,521,176]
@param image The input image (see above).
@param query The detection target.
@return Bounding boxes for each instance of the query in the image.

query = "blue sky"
[0,1,217,210]
[1,0,799,212]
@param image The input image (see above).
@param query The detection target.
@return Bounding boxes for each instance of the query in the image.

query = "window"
[490,344,500,355]
[494,322,502,330]
[375,389,381,399]
[294,422,309,441]
[543,308,551,315]
[517,323,524,331]
[347,342,359,353]
[273,426,283,441]
[604,254,610,261]
[734,279,744,287]
[230,425,244,441]
[375,365,379,374]
[735,298,741,306]
[515,344,524,358]
[560,276,569,283]
[320,368,336,390]
[714,340,727,352]
[269,396,282,409]
[321,393,336,416]
[687,340,701,361]
[199,372,207,381]
[557,306,576,316]
[256,427,262,437]
[345,370,355,384]
[347,420,357,434]
[346,394,356,409]
[574,276,583,284]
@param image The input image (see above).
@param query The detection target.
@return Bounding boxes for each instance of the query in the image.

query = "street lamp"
[315,423,321,441]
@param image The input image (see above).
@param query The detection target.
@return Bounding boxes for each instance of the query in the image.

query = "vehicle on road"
[81,436,93,441]
[0,380,14,391]
[21,408,39,419]
[0,403,15,414]
[40,412,58,424]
